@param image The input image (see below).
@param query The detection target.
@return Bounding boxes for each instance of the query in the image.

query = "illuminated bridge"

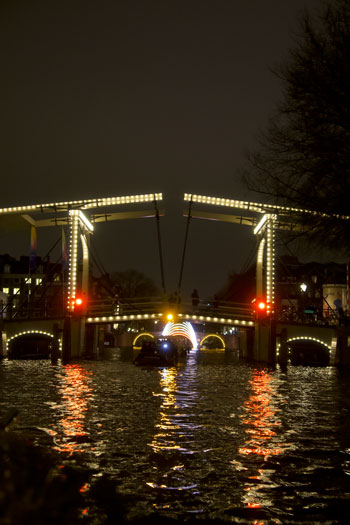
[83,297,342,365]
[86,297,253,327]
[85,297,254,353]
[1,191,349,365]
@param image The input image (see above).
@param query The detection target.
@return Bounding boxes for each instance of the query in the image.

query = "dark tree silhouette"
[245,0,350,253]
[110,269,159,298]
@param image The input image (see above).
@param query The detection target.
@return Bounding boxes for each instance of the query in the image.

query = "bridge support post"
[239,328,254,359]
[85,324,99,357]
[278,328,288,366]
[115,332,134,348]
[336,328,350,366]
[254,320,276,364]
[62,316,86,360]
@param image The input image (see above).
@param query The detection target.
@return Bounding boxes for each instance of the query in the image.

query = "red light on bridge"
[257,301,266,311]
[72,296,85,315]
[252,298,270,320]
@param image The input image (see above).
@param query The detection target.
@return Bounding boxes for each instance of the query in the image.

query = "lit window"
[36,278,42,286]
[25,277,31,284]
[13,288,20,295]
[2,287,9,294]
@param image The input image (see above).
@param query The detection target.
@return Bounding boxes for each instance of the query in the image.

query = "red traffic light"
[257,300,267,311]
[72,295,85,314]
[252,298,270,319]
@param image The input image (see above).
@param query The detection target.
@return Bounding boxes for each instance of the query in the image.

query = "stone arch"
[200,334,225,350]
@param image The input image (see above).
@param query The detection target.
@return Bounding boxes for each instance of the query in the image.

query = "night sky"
[0,0,321,300]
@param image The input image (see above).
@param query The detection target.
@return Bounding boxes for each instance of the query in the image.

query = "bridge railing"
[87,296,169,317]
[179,299,253,319]
[275,304,341,326]
[1,303,65,320]
[87,296,253,320]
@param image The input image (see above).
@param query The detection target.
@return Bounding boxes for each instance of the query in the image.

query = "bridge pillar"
[85,323,99,357]
[239,328,254,359]
[278,328,288,366]
[336,328,350,366]
[253,320,276,364]
[115,332,134,348]
[62,316,86,360]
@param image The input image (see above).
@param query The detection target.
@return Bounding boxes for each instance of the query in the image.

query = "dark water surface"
[1,348,350,523]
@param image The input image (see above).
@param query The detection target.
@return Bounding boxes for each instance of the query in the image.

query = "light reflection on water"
[1,350,350,523]
[149,367,181,454]
[146,350,201,505]
[52,364,94,455]
[237,369,285,512]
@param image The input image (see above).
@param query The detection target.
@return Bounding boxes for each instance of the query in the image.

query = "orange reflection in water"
[239,369,282,459]
[149,367,180,453]
[54,364,93,455]
[238,369,284,512]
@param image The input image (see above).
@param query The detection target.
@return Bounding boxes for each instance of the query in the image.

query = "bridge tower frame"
[183,192,350,363]
[0,193,163,358]
[254,213,277,314]
[183,193,280,313]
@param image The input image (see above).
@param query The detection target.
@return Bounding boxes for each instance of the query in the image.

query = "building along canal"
[1,347,350,524]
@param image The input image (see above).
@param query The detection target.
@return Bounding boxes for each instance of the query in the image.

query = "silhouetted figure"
[174,290,181,304]
[191,289,199,308]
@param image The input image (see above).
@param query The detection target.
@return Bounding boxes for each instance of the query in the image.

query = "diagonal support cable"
[178,195,193,293]
[154,195,166,294]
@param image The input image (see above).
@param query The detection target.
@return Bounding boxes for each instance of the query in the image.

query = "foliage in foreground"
[245,0,350,254]
[0,430,84,524]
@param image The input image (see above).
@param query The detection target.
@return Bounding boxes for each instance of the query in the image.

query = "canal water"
[1,348,350,524]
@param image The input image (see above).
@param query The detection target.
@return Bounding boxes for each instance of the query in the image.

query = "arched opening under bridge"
[286,337,331,366]
[133,332,155,350]
[7,330,59,359]
[200,334,225,350]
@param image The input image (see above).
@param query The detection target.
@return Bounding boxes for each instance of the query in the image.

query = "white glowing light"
[78,210,94,232]
[162,321,198,350]
[0,193,163,215]
[254,214,268,235]
[67,211,80,310]
[85,313,254,328]
[183,193,350,220]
